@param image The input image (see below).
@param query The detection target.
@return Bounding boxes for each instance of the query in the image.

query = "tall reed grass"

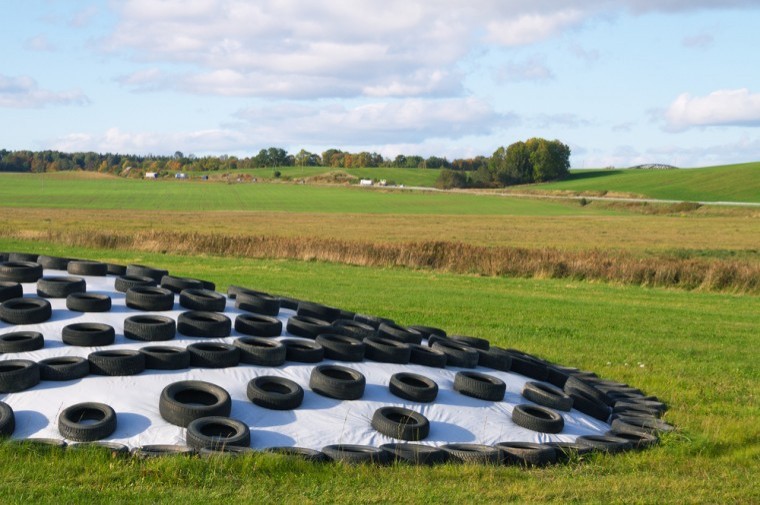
[10,229,759,294]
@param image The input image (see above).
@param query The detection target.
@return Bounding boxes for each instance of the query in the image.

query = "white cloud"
[102,1,759,100]
[0,74,89,108]
[235,98,515,145]
[24,35,54,52]
[496,55,554,83]
[682,33,714,49]
[665,89,760,131]
[51,127,247,155]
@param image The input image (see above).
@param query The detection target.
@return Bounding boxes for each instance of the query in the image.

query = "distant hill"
[518,162,760,203]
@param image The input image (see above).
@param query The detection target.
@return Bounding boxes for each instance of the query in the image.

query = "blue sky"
[2,0,760,167]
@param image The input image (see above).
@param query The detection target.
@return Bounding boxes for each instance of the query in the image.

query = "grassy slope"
[0,172,610,216]
[0,238,758,503]
[526,162,760,203]
[211,166,443,187]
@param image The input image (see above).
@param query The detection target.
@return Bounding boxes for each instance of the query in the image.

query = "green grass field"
[0,238,758,503]
[523,162,760,203]
[0,172,609,215]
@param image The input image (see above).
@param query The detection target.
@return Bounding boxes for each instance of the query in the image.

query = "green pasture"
[0,238,757,503]
[526,162,760,203]
[0,172,614,216]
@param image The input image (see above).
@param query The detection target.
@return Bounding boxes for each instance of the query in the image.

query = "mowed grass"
[0,172,608,215]
[0,238,758,503]
[523,162,760,203]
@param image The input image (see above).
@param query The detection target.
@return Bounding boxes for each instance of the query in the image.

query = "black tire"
[0,282,23,303]
[286,315,333,339]
[322,444,389,464]
[277,296,300,311]
[159,380,232,427]
[568,389,612,422]
[511,404,564,434]
[236,292,280,316]
[0,261,43,283]
[234,313,282,337]
[544,442,593,462]
[494,442,557,467]
[371,406,430,441]
[68,441,128,456]
[62,323,115,347]
[610,416,675,436]
[38,356,89,381]
[389,372,438,403]
[67,260,107,277]
[522,381,574,411]
[114,274,156,293]
[0,331,44,353]
[37,255,71,270]
[199,446,255,458]
[125,286,175,311]
[506,351,549,381]
[450,334,490,351]
[0,401,15,436]
[179,289,226,312]
[160,275,204,294]
[0,297,52,324]
[380,443,448,465]
[332,319,376,340]
[8,252,39,262]
[546,365,579,388]
[131,445,196,458]
[564,376,615,407]
[431,340,478,368]
[0,359,40,393]
[377,322,422,345]
[227,285,269,300]
[58,402,116,442]
[453,371,506,401]
[106,263,127,276]
[265,446,328,462]
[353,313,394,329]
[615,399,668,415]
[316,334,365,362]
[576,435,633,454]
[123,315,176,342]
[246,376,304,410]
[364,336,411,364]
[88,350,146,376]
[234,337,286,366]
[309,364,365,400]
[177,311,231,338]
[187,342,240,368]
[477,347,512,372]
[185,416,250,450]
[125,264,168,283]
[282,338,324,363]
[66,293,112,312]
[297,301,341,322]
[605,429,659,450]
[409,344,447,368]
[140,346,191,370]
[441,443,500,464]
[407,325,447,340]
[36,276,86,298]
[10,438,68,450]
[612,403,663,419]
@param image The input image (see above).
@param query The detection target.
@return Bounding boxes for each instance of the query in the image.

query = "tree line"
[0,138,570,188]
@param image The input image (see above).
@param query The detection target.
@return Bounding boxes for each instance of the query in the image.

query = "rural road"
[392,186,760,207]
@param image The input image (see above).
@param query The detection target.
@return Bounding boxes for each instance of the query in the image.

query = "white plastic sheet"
[0,270,609,449]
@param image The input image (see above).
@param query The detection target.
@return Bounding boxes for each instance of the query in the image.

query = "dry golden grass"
[8,227,758,294]
[3,207,759,252]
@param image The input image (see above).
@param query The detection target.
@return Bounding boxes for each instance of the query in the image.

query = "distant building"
[145,172,158,179]
[175,173,187,179]
[359,179,373,186]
